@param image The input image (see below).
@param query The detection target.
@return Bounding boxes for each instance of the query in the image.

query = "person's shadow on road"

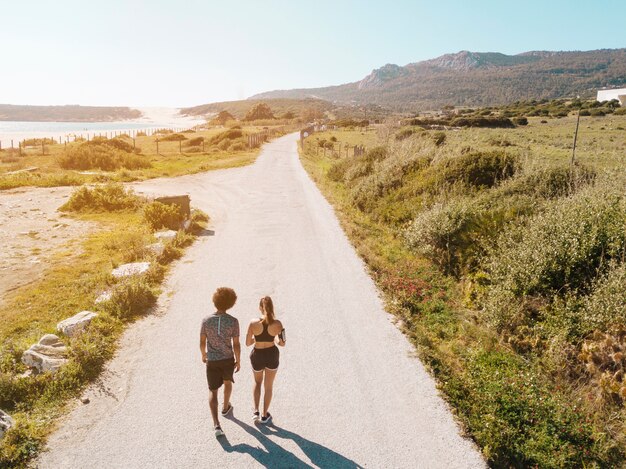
[217,415,362,468]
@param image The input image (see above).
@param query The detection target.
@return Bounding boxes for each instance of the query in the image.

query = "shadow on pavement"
[258,421,364,469]
[217,415,363,468]
[217,416,311,468]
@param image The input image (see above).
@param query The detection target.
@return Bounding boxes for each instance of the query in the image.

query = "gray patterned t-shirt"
[201,313,239,361]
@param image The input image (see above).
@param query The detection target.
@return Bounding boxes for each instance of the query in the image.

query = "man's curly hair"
[212,287,237,311]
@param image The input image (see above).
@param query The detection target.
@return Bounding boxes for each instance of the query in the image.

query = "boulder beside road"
[111,262,150,279]
[57,311,98,337]
[21,334,68,374]
[0,409,13,439]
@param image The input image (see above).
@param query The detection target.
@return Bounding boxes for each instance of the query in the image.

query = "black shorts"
[250,346,279,371]
[206,358,235,390]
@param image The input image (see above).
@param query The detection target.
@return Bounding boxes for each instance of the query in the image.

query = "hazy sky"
[1,0,624,108]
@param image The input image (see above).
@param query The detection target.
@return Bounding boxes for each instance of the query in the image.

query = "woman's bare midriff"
[254,341,276,350]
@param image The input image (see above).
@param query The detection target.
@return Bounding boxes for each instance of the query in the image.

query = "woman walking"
[246,296,285,424]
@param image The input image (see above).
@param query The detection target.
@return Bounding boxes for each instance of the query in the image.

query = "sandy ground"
[35,134,485,468]
[0,187,91,305]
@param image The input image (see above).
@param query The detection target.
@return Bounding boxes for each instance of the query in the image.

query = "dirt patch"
[0,187,94,304]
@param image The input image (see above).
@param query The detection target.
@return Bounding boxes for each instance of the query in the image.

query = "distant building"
[596,88,626,106]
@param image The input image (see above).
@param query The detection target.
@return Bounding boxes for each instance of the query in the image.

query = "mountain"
[251,49,626,111]
[0,104,142,122]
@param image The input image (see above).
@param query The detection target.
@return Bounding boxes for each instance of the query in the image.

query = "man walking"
[200,287,241,437]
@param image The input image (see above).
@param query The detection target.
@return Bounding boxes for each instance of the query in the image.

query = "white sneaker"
[215,425,225,437]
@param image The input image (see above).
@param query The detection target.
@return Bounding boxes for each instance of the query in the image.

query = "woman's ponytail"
[260,296,275,324]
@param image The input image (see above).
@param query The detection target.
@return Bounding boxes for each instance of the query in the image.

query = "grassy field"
[0,124,290,190]
[300,113,626,468]
[0,184,209,467]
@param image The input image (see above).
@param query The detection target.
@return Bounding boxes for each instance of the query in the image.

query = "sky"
[1,0,624,108]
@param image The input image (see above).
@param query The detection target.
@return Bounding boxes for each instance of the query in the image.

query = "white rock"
[39,333,62,346]
[154,230,177,240]
[21,350,67,373]
[57,311,98,337]
[0,409,14,439]
[21,334,68,374]
[95,290,113,304]
[147,242,165,256]
[111,262,150,278]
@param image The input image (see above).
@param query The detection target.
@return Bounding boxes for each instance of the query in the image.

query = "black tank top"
[254,321,275,342]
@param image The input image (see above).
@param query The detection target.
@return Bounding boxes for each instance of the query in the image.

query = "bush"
[484,185,626,329]
[60,184,143,212]
[99,278,157,321]
[432,131,446,146]
[613,107,626,116]
[159,133,187,141]
[59,143,150,171]
[230,142,246,151]
[395,127,415,141]
[405,200,476,274]
[501,165,595,199]
[143,201,185,231]
[243,103,274,121]
[89,137,135,153]
[436,151,518,190]
[450,116,515,128]
[22,138,55,146]
[186,136,204,146]
[513,116,528,126]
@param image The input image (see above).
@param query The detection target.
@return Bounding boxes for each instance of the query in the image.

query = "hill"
[180,98,335,119]
[0,104,142,122]
[251,48,626,111]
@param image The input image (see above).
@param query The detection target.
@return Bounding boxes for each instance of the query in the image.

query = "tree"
[210,110,235,125]
[243,103,275,121]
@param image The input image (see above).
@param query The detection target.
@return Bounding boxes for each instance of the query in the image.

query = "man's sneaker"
[215,425,225,438]
[252,411,260,422]
[260,413,272,424]
[221,404,233,417]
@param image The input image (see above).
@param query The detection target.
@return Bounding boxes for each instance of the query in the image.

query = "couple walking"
[200,287,286,437]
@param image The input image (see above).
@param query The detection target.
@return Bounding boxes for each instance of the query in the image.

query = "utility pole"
[570,96,582,188]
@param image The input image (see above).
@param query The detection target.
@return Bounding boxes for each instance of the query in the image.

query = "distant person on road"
[200,287,241,438]
[246,296,286,424]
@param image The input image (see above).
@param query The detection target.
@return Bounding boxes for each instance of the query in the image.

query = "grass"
[0,185,208,467]
[0,125,291,190]
[299,112,626,467]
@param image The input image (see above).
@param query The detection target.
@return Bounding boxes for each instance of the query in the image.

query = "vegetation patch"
[300,117,626,466]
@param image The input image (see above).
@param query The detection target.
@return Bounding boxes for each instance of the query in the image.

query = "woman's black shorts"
[250,346,279,371]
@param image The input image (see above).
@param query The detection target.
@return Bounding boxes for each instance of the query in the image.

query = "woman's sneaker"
[215,425,225,438]
[260,413,272,424]
[252,411,260,422]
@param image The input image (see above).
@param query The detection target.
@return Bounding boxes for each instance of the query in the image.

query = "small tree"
[210,110,235,125]
[243,103,275,121]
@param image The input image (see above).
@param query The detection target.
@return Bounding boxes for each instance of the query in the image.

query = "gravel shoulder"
[36,133,485,468]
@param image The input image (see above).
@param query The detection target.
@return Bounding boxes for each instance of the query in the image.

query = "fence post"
[133,138,136,149]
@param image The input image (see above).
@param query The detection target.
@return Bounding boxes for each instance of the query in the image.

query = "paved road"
[38,133,485,468]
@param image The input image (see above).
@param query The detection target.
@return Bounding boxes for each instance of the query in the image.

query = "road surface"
[38,133,485,468]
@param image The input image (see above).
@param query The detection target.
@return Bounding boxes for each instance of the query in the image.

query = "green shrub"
[405,200,476,274]
[450,116,515,128]
[160,133,187,141]
[186,136,204,146]
[99,278,157,321]
[429,151,519,191]
[513,116,528,126]
[89,137,135,153]
[59,143,150,171]
[230,142,246,151]
[22,138,55,146]
[395,127,415,141]
[243,102,274,121]
[432,131,446,146]
[501,164,595,199]
[60,184,143,212]
[484,185,626,329]
[143,201,185,231]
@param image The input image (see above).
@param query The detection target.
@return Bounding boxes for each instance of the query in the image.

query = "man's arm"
[200,333,207,363]
[232,336,241,372]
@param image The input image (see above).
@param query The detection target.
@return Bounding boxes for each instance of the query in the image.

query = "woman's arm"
[245,322,255,347]
[275,320,286,347]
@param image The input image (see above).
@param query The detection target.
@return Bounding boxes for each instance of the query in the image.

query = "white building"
[597,88,626,106]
